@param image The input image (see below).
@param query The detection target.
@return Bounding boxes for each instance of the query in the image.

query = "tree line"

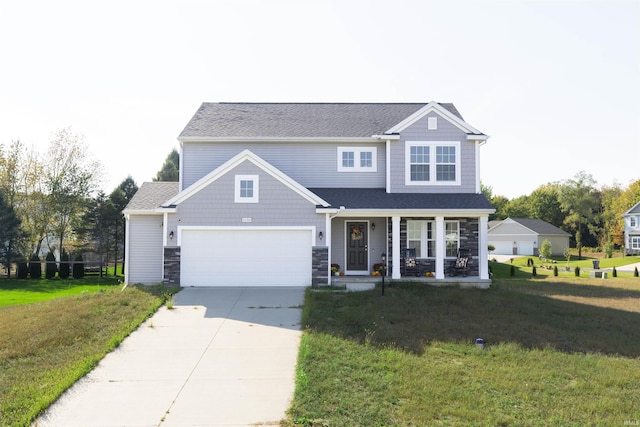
[483,171,640,258]
[0,128,140,278]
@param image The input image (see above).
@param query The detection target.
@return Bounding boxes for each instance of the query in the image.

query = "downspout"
[124,213,131,284]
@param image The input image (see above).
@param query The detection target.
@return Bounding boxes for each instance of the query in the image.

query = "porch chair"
[449,248,470,277]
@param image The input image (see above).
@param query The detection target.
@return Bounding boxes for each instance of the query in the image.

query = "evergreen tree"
[0,190,22,277]
[29,253,41,279]
[59,250,70,279]
[72,254,84,279]
[153,148,179,182]
[45,251,57,279]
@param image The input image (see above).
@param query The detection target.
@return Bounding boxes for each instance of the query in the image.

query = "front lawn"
[286,277,640,426]
[0,285,169,426]
[0,277,122,307]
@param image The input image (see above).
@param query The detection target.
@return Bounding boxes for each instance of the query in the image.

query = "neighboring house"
[623,201,640,256]
[124,102,495,288]
[488,218,570,256]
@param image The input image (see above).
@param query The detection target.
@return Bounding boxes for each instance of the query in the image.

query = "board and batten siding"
[168,161,325,234]
[389,112,477,193]
[181,141,386,190]
[127,215,164,284]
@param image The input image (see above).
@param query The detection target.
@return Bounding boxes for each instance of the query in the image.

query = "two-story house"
[623,201,640,256]
[123,102,495,288]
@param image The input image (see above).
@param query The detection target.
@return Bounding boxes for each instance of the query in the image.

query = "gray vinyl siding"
[539,235,570,256]
[182,141,386,190]
[168,160,326,236]
[389,112,477,193]
[127,215,164,284]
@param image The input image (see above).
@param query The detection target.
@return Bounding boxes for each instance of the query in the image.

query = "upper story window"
[631,216,638,228]
[337,147,377,172]
[235,175,259,203]
[405,141,460,185]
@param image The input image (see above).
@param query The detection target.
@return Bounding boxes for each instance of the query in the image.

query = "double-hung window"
[405,141,460,185]
[631,216,638,228]
[235,175,259,203]
[632,236,640,250]
[445,221,460,257]
[407,220,459,258]
[338,147,377,172]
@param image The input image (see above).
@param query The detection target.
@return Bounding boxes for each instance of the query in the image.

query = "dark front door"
[346,221,368,272]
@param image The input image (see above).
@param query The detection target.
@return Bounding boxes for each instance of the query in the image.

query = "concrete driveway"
[35,287,305,427]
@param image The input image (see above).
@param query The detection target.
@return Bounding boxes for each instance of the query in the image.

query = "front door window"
[346,222,368,272]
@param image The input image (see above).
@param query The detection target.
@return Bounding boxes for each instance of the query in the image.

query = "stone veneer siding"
[163,246,181,287]
[312,246,328,287]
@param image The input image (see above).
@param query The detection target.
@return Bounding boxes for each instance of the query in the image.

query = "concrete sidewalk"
[35,287,305,427]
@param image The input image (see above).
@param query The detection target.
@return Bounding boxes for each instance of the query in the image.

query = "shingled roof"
[309,188,494,211]
[124,182,179,212]
[499,218,571,236]
[179,102,464,139]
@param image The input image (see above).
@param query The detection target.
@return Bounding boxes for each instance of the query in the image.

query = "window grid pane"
[360,151,372,168]
[342,152,354,168]
[445,221,459,257]
[240,180,253,198]
[436,146,456,181]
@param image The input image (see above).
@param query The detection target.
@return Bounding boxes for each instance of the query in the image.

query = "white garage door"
[489,241,513,255]
[517,241,535,256]
[180,228,312,287]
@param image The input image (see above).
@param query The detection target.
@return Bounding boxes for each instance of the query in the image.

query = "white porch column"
[392,216,401,279]
[435,216,445,279]
[479,216,489,279]
[325,213,332,285]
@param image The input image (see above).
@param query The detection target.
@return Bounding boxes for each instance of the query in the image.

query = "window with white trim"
[406,220,459,258]
[405,141,460,185]
[337,147,377,172]
[235,175,259,203]
[631,236,640,250]
[631,216,637,227]
[445,221,460,257]
[407,220,435,258]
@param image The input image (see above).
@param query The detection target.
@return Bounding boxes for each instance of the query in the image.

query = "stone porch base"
[329,275,491,289]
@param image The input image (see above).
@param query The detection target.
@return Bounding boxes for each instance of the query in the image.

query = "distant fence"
[0,261,124,278]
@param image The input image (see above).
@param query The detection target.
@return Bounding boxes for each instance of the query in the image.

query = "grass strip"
[0,286,165,426]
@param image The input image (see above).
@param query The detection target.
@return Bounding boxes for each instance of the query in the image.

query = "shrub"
[612,267,617,278]
[604,241,614,258]
[540,240,552,260]
[635,267,639,278]
[72,254,84,279]
[574,266,581,277]
[532,266,537,277]
[29,254,41,279]
[553,265,558,276]
[45,251,57,279]
[59,250,70,279]
[510,265,515,277]
[17,258,28,279]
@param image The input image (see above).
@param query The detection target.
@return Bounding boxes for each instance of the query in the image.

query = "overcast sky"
[1,0,638,199]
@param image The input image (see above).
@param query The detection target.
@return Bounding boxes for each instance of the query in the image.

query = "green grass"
[0,285,170,426]
[0,277,122,307]
[286,277,640,426]
[490,255,640,279]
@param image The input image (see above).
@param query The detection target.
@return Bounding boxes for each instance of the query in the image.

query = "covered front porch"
[323,213,491,283]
